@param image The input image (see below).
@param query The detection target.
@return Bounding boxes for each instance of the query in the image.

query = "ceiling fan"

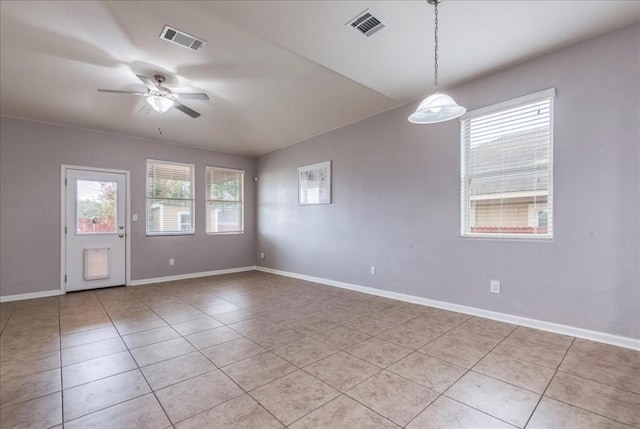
[98,74,209,118]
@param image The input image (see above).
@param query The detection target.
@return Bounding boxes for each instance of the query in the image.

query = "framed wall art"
[298,161,331,205]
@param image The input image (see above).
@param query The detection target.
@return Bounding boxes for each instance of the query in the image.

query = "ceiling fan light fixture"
[408,92,466,124]
[146,95,173,113]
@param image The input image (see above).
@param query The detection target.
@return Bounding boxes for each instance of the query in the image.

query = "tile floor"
[0,271,638,428]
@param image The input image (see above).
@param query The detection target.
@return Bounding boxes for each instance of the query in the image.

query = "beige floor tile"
[406,396,514,429]
[201,302,243,316]
[527,397,634,429]
[246,326,305,349]
[61,337,127,366]
[62,351,137,389]
[304,351,380,392]
[496,336,568,369]
[251,370,340,425]
[371,308,421,325]
[419,337,487,369]
[445,371,540,427]
[545,372,640,427]
[222,351,297,391]
[131,337,196,367]
[289,395,399,429]
[569,338,640,369]
[65,393,171,429]
[376,325,438,350]
[213,309,257,325]
[347,371,438,426]
[155,308,205,325]
[401,316,458,336]
[123,326,180,349]
[344,316,396,336]
[286,317,338,336]
[0,350,60,382]
[170,316,224,336]
[202,337,267,367]
[228,317,280,336]
[387,352,466,393]
[63,369,151,421]
[319,309,362,324]
[0,392,62,429]
[346,337,412,368]
[61,318,113,336]
[460,317,517,337]
[185,326,242,349]
[473,352,555,393]
[141,351,216,390]
[176,394,285,429]
[559,353,640,393]
[0,336,60,361]
[113,316,167,336]
[311,326,370,350]
[0,367,61,407]
[273,337,337,367]
[442,326,505,352]
[61,326,118,349]
[510,326,574,349]
[157,369,243,423]
[424,308,473,326]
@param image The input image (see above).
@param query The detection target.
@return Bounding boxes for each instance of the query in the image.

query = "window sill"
[207,231,244,236]
[146,232,196,237]
[461,233,553,242]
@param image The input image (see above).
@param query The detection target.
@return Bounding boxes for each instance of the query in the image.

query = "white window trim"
[146,159,195,236]
[460,88,555,241]
[205,166,245,235]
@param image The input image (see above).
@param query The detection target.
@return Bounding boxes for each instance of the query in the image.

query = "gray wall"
[256,24,640,339]
[1,118,257,296]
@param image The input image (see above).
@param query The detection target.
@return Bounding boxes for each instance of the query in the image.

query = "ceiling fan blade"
[136,75,160,91]
[98,89,146,95]
[138,102,153,115]
[171,99,200,118]
[172,93,209,101]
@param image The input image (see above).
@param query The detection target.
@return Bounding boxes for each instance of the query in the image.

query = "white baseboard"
[129,266,257,286]
[256,266,640,351]
[0,289,64,303]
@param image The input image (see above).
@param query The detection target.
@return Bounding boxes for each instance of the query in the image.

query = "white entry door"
[65,169,126,292]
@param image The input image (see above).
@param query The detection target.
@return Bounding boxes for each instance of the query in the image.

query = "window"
[146,160,194,235]
[461,88,554,239]
[206,166,244,234]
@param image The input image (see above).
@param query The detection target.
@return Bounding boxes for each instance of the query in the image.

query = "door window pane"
[76,180,117,234]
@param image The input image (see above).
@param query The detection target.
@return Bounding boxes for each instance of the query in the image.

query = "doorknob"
[118,233,124,238]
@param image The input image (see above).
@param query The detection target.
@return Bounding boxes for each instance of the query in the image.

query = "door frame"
[60,165,131,294]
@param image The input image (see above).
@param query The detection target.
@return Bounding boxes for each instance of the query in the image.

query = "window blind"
[206,166,244,234]
[461,89,554,239]
[146,160,195,235]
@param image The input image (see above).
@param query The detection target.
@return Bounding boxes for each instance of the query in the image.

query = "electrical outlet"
[169,258,175,266]
[132,214,138,221]
[490,280,501,294]
[260,252,265,259]
[370,266,376,275]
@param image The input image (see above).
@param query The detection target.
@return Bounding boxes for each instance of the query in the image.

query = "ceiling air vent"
[346,9,386,37]
[160,25,206,51]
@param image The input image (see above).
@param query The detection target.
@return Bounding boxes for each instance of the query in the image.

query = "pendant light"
[409,0,465,124]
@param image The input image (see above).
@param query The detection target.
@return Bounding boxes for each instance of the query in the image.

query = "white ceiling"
[1,1,638,156]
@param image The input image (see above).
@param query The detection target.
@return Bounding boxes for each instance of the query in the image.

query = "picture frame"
[298,161,331,205]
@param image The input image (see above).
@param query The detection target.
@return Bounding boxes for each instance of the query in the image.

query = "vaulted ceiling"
[1,1,638,156]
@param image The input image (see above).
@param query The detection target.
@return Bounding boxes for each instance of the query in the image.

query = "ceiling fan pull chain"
[433,0,439,93]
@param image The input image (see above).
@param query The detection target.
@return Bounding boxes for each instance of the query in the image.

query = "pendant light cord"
[433,0,439,93]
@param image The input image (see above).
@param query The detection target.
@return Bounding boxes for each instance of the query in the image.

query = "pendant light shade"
[146,95,174,113]
[408,93,466,124]
[409,0,465,125]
